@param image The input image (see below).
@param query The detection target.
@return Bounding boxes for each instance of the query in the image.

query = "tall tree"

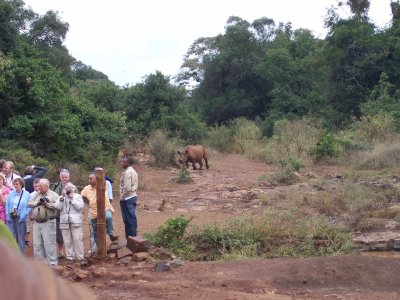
[186,16,272,124]
[27,10,73,76]
[0,0,34,53]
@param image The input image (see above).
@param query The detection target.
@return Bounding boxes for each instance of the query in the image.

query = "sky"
[24,0,393,87]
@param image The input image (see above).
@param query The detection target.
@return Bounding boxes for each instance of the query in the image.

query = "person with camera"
[28,178,60,266]
[55,182,86,266]
[5,178,31,254]
[53,169,75,259]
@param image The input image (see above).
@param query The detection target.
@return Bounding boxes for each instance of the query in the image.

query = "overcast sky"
[24,0,392,87]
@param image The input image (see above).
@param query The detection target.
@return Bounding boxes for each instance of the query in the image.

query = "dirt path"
[27,153,400,299]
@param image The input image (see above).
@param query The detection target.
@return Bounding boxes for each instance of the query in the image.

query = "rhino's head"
[177,147,188,165]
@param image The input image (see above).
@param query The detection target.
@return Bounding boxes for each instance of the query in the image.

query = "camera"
[10,208,19,219]
[66,190,72,196]
[39,197,49,203]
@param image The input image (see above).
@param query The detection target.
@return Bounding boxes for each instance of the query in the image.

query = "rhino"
[177,145,209,170]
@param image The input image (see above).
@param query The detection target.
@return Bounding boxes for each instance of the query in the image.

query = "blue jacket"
[6,189,31,223]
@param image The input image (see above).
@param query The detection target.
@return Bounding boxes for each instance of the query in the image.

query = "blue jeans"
[7,219,27,254]
[120,196,137,238]
[91,210,114,245]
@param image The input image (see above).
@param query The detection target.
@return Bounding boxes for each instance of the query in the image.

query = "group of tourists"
[0,157,138,267]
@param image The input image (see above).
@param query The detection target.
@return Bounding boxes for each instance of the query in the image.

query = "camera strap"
[15,190,23,210]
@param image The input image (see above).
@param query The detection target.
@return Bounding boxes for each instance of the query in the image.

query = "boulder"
[117,247,133,259]
[353,231,400,251]
[127,236,152,253]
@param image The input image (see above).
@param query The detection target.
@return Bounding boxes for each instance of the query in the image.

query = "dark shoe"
[109,234,119,241]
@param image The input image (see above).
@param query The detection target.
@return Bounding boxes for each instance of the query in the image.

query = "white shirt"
[6,173,21,190]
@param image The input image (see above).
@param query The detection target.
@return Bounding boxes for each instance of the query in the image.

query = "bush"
[358,143,400,170]
[311,132,342,161]
[204,125,237,153]
[351,114,397,145]
[270,160,300,185]
[175,168,193,184]
[188,211,355,260]
[231,118,262,153]
[144,215,193,256]
[271,118,321,163]
[146,130,181,168]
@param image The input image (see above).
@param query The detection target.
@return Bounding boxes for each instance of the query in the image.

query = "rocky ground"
[25,153,400,299]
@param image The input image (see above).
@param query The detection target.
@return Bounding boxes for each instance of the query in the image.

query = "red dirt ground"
[25,154,400,299]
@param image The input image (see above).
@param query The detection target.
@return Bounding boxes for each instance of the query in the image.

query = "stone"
[167,259,185,268]
[385,220,399,229]
[127,236,152,253]
[107,241,125,254]
[117,247,133,259]
[117,256,132,265]
[155,261,171,272]
[353,231,400,251]
[132,252,149,262]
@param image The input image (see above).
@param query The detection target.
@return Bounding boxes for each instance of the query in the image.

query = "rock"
[107,241,125,254]
[353,231,400,251]
[127,236,152,253]
[132,252,149,262]
[155,261,171,272]
[168,259,185,268]
[117,256,132,265]
[117,247,133,259]
[385,220,399,229]
[108,253,117,260]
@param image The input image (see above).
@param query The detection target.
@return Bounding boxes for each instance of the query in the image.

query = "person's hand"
[59,195,64,202]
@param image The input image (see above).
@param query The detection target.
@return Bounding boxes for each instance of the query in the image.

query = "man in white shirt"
[2,161,21,190]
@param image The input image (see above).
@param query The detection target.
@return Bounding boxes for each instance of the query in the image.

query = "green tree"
[27,10,73,76]
[122,71,185,135]
[323,17,382,125]
[186,16,272,124]
[0,0,34,53]
[74,79,121,112]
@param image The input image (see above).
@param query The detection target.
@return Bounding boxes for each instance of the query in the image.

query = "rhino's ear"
[177,150,181,154]
[185,149,189,154]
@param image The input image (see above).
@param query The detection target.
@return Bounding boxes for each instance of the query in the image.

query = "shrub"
[270,160,300,185]
[175,168,192,184]
[311,132,342,161]
[358,143,400,170]
[146,130,181,168]
[204,125,237,153]
[271,118,321,163]
[188,211,355,260]
[230,118,262,153]
[351,114,397,145]
[144,215,194,256]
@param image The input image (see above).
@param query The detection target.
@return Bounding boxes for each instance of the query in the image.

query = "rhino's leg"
[197,159,203,170]
[192,162,197,170]
[204,157,209,169]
